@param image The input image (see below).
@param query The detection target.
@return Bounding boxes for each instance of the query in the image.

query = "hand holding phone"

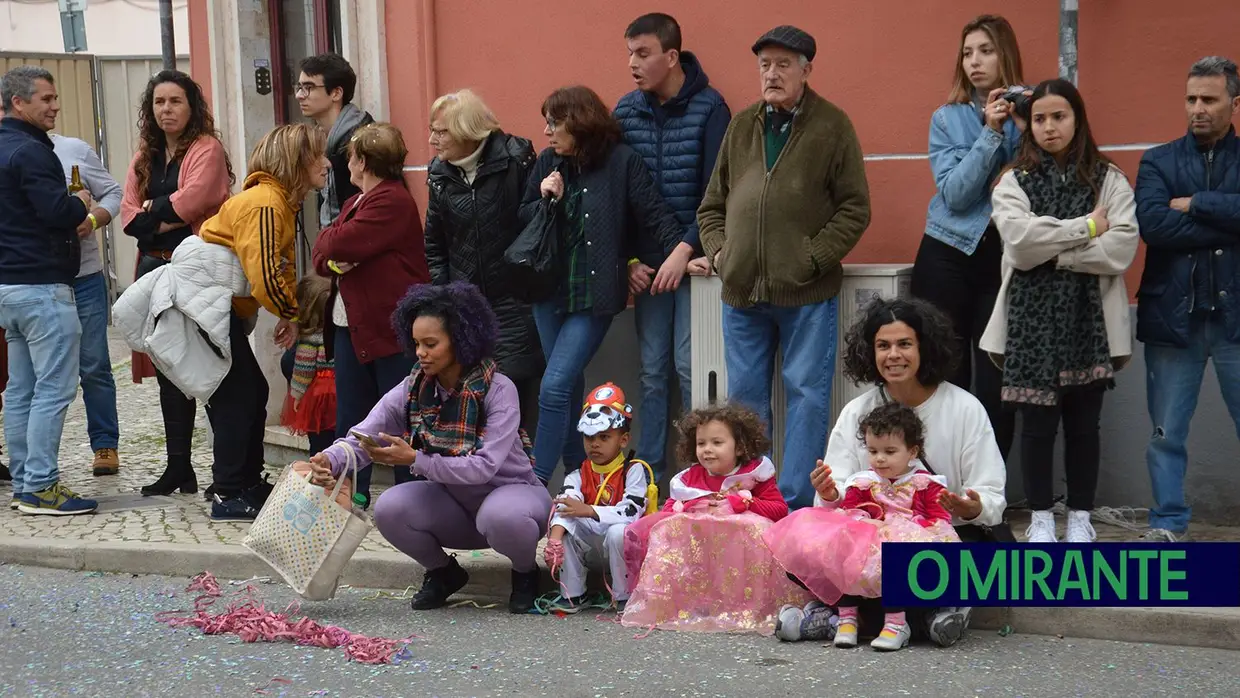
[349,429,385,448]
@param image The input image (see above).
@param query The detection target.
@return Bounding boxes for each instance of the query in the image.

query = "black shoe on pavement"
[509,568,541,614]
[410,557,470,610]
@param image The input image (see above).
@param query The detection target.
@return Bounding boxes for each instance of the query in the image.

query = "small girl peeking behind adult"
[620,404,811,635]
[281,274,337,455]
[766,402,960,651]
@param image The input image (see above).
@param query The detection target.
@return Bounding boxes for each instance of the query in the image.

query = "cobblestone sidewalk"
[0,333,407,555]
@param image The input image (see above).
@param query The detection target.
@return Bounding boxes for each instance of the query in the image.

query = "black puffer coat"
[425,130,543,380]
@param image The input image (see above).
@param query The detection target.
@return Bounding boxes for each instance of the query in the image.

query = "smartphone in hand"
[349,429,385,449]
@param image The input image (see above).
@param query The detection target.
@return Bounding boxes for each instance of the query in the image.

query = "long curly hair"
[857,402,926,458]
[391,282,498,369]
[841,297,961,388]
[674,403,771,468]
[132,70,234,201]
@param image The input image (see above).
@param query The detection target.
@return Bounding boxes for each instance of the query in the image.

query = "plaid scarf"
[405,358,535,462]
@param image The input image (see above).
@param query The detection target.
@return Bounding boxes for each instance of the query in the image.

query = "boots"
[141,457,198,496]
[509,568,541,614]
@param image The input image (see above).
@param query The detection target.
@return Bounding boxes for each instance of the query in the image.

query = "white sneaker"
[1065,509,1096,543]
[870,621,912,651]
[1024,510,1058,543]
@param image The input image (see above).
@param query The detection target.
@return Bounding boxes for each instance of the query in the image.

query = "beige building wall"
[0,0,188,56]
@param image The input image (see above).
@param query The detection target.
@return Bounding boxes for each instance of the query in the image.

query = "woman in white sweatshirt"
[980,78,1139,546]
[775,296,1009,649]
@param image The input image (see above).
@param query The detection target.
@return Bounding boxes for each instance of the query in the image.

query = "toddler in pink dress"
[621,404,811,635]
[765,402,960,651]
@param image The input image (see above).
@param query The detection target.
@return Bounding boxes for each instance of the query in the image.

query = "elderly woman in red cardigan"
[311,122,430,506]
[120,70,233,497]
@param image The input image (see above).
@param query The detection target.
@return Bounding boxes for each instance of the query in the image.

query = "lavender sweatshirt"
[323,372,539,490]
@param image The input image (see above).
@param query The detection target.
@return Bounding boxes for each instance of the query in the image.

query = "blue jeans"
[333,326,417,501]
[1145,316,1240,533]
[722,297,838,510]
[634,282,692,478]
[0,284,82,494]
[531,303,614,482]
[73,272,118,451]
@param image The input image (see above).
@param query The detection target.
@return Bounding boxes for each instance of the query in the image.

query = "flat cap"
[752,25,816,62]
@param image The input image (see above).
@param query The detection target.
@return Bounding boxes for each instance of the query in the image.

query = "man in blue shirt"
[52,133,124,478]
[0,66,98,515]
[614,13,730,480]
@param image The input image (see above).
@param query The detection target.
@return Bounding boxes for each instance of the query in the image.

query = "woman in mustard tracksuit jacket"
[198,123,329,520]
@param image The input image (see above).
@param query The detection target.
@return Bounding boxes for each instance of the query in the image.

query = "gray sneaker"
[774,601,838,642]
[928,607,970,647]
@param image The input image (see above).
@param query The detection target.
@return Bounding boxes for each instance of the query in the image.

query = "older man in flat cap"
[698,25,870,510]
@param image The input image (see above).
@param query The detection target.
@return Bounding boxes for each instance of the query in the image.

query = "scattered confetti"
[998,624,1013,637]
[254,676,292,694]
[155,572,418,664]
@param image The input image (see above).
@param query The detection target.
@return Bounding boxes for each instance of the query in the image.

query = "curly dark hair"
[674,403,771,468]
[841,297,961,388]
[541,85,621,170]
[391,282,498,369]
[857,402,926,456]
[132,70,235,201]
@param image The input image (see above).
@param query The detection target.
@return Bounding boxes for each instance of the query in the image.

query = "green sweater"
[699,87,871,307]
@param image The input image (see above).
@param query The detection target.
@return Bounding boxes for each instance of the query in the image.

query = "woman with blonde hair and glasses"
[910,14,1028,461]
[424,89,541,432]
[312,122,429,506]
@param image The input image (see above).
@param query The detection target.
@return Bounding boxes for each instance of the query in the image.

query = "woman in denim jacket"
[910,14,1026,460]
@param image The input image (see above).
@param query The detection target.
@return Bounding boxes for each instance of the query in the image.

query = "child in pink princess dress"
[765,402,960,651]
[621,404,811,635]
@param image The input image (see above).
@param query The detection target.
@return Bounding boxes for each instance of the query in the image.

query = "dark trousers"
[333,326,417,500]
[1019,386,1105,511]
[154,370,196,471]
[204,315,268,496]
[910,231,1015,459]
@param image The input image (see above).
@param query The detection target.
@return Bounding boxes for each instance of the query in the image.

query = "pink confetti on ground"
[156,572,417,664]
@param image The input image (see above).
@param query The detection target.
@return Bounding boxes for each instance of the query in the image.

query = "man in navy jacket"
[1135,56,1240,542]
[614,13,730,479]
[0,65,97,516]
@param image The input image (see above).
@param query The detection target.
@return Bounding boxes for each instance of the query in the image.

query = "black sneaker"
[509,568,541,614]
[0,462,11,482]
[410,558,470,610]
[243,477,274,511]
[210,493,260,521]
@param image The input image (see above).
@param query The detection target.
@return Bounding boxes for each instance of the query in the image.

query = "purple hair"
[391,282,498,368]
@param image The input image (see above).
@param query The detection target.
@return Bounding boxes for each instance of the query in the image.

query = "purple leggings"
[374,480,552,573]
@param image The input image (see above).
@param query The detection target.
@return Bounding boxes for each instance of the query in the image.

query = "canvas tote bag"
[242,447,371,600]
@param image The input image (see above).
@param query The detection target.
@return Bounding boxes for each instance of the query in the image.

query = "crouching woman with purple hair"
[307,281,551,613]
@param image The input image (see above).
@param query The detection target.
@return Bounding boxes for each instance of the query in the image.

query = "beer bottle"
[68,165,84,194]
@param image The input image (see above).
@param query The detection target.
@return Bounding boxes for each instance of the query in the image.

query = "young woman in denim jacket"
[910,14,1026,460]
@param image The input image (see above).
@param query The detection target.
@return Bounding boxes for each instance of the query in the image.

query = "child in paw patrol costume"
[543,383,657,611]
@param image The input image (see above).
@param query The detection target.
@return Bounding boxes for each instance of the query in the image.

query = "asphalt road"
[0,564,1236,698]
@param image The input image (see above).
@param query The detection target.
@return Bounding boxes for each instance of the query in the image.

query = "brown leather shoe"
[92,448,120,476]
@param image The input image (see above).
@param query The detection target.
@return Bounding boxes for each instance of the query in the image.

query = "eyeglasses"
[295,82,325,97]
[428,127,450,141]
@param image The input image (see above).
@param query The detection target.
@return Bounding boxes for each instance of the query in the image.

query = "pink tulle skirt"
[621,510,812,635]
[764,508,961,605]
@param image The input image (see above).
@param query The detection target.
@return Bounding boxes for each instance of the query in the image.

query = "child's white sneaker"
[775,601,838,642]
[1065,509,1096,543]
[1024,510,1058,543]
[870,621,911,651]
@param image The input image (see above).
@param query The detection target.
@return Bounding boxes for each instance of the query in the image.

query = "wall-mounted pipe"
[1059,0,1079,85]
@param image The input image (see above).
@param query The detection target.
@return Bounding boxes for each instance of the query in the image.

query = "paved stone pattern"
[1,330,1236,554]
[0,333,415,556]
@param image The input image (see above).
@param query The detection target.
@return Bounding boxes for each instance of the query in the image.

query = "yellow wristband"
[87,213,98,230]
[627,258,640,266]
[1086,218,1097,239]
[327,260,342,274]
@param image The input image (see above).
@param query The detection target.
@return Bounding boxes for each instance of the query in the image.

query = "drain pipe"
[159,0,176,70]
[1059,0,1079,85]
